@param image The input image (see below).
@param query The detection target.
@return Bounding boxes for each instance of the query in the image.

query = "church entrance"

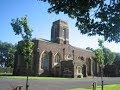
[54,66,60,77]
[82,64,87,77]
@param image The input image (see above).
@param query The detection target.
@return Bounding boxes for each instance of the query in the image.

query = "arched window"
[55,53,61,63]
[41,52,49,70]
[77,66,81,74]
[86,58,91,75]
[62,29,66,39]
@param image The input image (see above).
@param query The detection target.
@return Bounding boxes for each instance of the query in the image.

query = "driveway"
[0,77,120,90]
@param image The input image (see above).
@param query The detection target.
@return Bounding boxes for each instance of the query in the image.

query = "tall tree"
[11,16,34,90]
[40,0,120,42]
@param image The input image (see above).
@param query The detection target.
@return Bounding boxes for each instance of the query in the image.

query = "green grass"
[69,84,120,90]
[0,73,12,76]
[0,76,68,80]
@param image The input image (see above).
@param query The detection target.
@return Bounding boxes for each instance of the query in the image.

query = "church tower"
[51,20,69,44]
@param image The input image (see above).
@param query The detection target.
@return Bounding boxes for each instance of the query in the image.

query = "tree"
[40,0,120,42]
[94,48,104,89]
[6,45,16,67]
[11,16,34,64]
[114,53,120,66]
[98,39,116,65]
[86,47,94,52]
[98,39,104,48]
[95,49,104,65]
[114,53,120,63]
[11,16,34,90]
[114,53,120,74]
[0,41,16,67]
[103,48,116,65]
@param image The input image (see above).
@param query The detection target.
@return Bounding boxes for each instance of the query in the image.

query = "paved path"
[0,77,120,90]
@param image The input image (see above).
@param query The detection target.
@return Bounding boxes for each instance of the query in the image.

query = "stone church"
[13,20,100,78]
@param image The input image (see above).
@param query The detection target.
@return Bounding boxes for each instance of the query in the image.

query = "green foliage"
[11,16,34,64]
[11,16,32,40]
[95,47,116,65]
[17,40,34,63]
[114,53,120,61]
[0,76,68,80]
[69,84,120,90]
[0,41,16,67]
[40,0,120,42]
[86,47,94,52]
[98,39,104,48]
[0,67,13,73]
[114,53,120,65]
[96,39,116,65]
[7,45,16,67]
[113,53,120,76]
[95,49,104,64]
[103,48,116,65]
[108,52,116,65]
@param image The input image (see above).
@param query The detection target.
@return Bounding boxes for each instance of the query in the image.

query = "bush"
[0,67,13,73]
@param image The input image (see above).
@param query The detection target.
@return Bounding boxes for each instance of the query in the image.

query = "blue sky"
[0,0,120,52]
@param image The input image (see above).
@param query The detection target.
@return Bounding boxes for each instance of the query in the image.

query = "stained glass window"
[41,52,49,70]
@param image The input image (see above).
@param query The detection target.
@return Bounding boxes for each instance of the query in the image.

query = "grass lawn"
[69,84,120,90]
[0,75,68,80]
[0,73,12,76]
